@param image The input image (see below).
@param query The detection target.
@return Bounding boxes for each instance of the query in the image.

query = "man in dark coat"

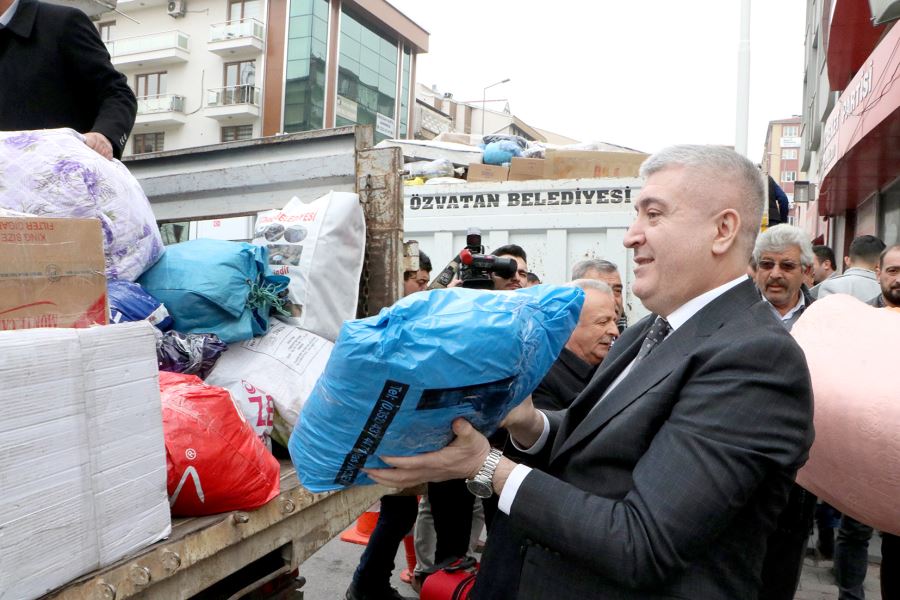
[0,0,137,159]
[532,279,619,412]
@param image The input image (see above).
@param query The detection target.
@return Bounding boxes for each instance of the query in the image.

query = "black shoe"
[345,582,413,600]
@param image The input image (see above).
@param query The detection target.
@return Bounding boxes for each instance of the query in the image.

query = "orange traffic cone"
[340,502,380,545]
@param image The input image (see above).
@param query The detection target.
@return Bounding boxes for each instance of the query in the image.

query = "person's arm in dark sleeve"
[507,333,813,589]
[64,8,137,159]
[774,181,790,223]
[531,378,567,412]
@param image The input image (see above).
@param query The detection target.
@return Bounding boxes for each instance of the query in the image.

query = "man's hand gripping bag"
[288,285,584,492]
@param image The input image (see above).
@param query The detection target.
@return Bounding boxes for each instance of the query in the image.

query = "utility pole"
[481,78,510,135]
[735,0,751,157]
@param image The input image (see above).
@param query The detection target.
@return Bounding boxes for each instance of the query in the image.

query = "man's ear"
[711,209,740,255]
[845,256,851,268]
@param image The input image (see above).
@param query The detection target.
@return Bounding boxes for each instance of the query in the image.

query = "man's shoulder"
[698,289,799,357]
[823,269,875,284]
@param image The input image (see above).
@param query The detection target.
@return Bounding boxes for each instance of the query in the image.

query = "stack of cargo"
[0,323,170,600]
[0,128,365,599]
[377,131,649,185]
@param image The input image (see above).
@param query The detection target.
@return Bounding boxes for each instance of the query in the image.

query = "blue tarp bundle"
[289,285,584,492]
[138,239,288,344]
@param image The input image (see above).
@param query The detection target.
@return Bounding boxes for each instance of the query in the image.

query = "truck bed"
[45,460,386,600]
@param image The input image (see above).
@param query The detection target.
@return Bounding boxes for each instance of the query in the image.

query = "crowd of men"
[354,146,897,600]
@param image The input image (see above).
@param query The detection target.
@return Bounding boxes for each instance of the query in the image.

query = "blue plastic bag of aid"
[138,239,289,344]
[288,285,584,492]
[108,279,174,330]
[482,140,523,165]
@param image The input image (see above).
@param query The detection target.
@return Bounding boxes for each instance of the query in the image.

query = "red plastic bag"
[159,371,280,516]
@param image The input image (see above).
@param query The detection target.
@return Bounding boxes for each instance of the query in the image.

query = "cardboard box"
[508,157,547,181]
[544,150,649,179]
[0,322,171,600]
[0,216,108,330]
[434,131,480,146]
[467,163,509,182]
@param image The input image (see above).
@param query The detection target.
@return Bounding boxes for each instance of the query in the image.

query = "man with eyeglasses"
[750,224,817,600]
[752,224,815,330]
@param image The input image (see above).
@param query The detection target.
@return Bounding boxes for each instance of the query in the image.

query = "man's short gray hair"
[571,258,618,280]
[569,279,614,296]
[640,145,765,255]
[752,224,814,268]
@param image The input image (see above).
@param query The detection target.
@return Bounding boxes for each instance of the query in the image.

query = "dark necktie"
[634,317,672,364]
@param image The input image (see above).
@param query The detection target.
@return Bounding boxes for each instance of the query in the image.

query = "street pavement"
[299,529,884,600]
[796,554,882,600]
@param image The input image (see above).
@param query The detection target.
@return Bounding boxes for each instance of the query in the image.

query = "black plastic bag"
[156,330,228,379]
[481,134,528,150]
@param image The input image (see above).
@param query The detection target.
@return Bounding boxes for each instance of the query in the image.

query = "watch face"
[466,478,493,498]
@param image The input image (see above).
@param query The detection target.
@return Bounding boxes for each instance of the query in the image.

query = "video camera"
[430,228,518,290]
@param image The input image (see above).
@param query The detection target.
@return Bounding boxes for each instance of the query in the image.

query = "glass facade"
[336,7,398,142]
[283,0,328,133]
[398,45,410,139]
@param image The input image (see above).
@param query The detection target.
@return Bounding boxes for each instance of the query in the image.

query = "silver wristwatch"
[466,448,503,498]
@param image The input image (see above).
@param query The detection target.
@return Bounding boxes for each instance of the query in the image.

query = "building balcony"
[135,94,187,126]
[106,31,190,68]
[204,85,260,123]
[208,19,266,58]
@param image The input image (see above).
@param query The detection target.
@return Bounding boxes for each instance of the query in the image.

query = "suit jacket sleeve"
[508,332,813,589]
[63,9,137,159]
[505,408,565,469]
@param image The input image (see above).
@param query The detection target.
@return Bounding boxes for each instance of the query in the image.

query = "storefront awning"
[818,21,900,216]
[827,0,885,91]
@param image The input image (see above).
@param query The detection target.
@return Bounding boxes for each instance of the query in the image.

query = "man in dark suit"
[367,145,814,600]
[0,0,137,159]
[532,279,619,411]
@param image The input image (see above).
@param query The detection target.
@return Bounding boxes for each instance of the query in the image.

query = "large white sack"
[0,128,164,281]
[205,322,333,447]
[253,191,365,341]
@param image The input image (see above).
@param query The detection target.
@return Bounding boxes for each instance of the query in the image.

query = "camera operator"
[490,245,529,290]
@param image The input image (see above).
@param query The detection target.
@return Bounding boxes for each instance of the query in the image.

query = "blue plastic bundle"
[289,285,584,492]
[107,279,174,330]
[482,140,523,165]
[137,239,289,344]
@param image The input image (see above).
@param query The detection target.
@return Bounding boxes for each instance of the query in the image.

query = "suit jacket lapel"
[549,318,651,459]
[550,279,762,463]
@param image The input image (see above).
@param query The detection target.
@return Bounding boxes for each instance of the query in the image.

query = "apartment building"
[761,117,802,201]
[98,0,428,157]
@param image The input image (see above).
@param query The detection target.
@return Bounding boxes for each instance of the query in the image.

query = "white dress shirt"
[499,275,749,514]
[0,0,20,27]
[768,293,805,323]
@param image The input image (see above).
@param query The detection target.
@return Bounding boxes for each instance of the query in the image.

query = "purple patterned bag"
[0,128,164,280]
